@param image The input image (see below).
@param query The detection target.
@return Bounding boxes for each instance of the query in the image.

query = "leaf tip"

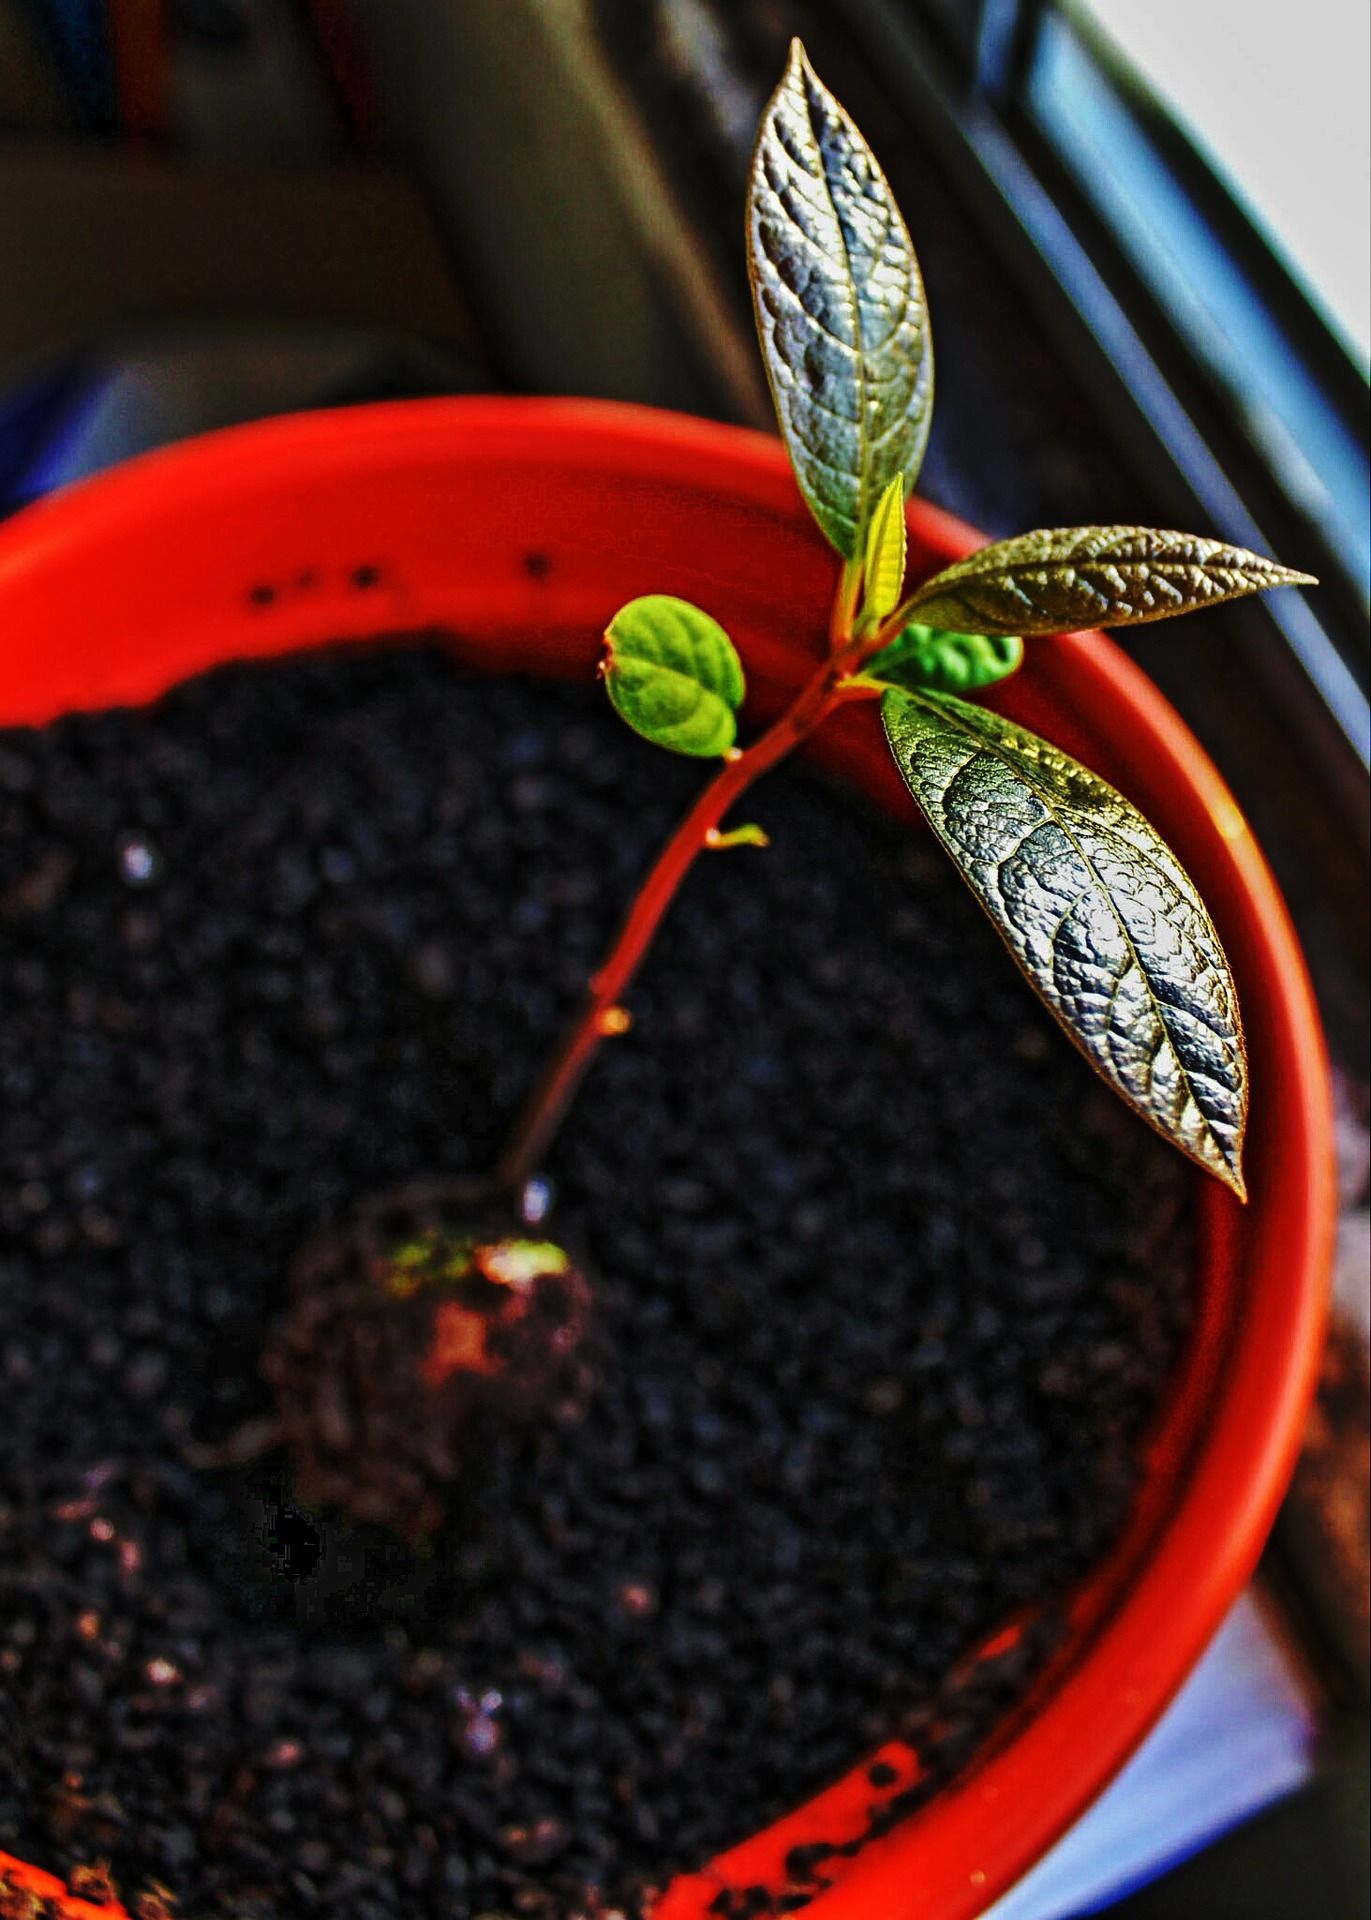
[1206,1152,1247,1203]
[1212,1126,1248,1201]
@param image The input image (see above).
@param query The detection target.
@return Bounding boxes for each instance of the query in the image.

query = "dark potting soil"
[0,644,1192,1918]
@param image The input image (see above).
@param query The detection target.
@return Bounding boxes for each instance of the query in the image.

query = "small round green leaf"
[603,595,746,757]
[868,624,1023,694]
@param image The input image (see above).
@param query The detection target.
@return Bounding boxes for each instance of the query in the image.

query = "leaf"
[905,526,1317,636]
[868,623,1023,694]
[863,472,908,621]
[603,595,746,757]
[748,39,933,558]
[881,686,1247,1195]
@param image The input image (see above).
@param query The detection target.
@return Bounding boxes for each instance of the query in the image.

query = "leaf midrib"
[801,72,870,543]
[616,657,732,714]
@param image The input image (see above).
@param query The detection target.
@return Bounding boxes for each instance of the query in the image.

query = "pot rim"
[0,397,1334,1920]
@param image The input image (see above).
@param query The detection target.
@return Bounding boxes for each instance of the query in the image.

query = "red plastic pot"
[0,399,1334,1918]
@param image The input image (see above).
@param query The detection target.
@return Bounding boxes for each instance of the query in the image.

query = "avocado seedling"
[228,42,1312,1535]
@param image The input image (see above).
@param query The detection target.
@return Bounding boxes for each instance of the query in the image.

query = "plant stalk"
[495,605,883,1194]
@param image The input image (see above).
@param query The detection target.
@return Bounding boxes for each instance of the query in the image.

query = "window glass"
[1079,0,1370,370]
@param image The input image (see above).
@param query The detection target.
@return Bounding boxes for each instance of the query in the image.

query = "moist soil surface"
[0,644,1192,1918]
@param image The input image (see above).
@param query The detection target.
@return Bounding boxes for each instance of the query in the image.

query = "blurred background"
[1,4,1367,1914]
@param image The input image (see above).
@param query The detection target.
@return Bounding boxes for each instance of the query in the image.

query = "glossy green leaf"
[882,687,1247,1195]
[748,40,933,558]
[863,472,908,621]
[905,525,1317,636]
[603,595,746,757]
[868,623,1023,694]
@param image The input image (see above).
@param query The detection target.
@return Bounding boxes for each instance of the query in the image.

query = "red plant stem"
[495,627,881,1194]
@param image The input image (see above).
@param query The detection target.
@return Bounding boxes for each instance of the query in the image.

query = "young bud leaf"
[882,686,1247,1196]
[868,624,1023,694]
[603,596,746,757]
[706,823,771,851]
[862,473,908,622]
[748,40,933,558]
[905,526,1316,636]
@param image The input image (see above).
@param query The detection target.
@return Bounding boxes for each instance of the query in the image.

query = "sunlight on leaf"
[882,686,1247,1195]
[862,472,908,622]
[906,526,1316,636]
[748,40,933,558]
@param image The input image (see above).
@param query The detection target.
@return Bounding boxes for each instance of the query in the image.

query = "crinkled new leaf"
[603,595,747,757]
[868,623,1023,694]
